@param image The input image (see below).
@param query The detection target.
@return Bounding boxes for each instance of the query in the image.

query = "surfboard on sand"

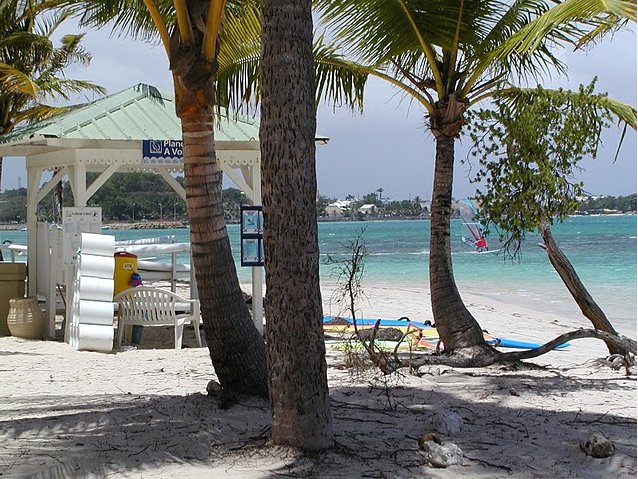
[322,316,569,350]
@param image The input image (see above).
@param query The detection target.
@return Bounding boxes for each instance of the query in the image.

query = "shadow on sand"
[0,361,635,479]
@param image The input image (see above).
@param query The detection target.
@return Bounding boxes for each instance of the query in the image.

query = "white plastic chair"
[114,286,202,349]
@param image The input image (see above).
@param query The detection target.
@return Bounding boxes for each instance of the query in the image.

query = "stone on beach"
[579,430,616,458]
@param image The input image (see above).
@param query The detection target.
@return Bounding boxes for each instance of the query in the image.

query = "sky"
[1,17,636,201]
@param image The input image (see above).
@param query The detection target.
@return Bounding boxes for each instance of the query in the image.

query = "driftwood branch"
[498,329,636,361]
[365,328,636,373]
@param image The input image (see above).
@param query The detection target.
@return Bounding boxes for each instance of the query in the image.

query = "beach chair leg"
[116,320,124,349]
[175,323,184,349]
[192,317,202,348]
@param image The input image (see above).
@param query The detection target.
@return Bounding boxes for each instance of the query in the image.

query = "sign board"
[62,207,102,266]
[240,205,264,267]
[142,139,183,165]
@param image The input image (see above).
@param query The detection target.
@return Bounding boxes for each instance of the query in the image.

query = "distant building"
[324,199,355,218]
[325,203,347,217]
[359,204,377,215]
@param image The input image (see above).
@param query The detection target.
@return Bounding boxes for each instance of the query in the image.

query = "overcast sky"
[2,19,636,201]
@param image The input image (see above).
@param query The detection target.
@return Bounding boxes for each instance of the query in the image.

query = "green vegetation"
[0,175,251,223]
[2,178,635,225]
[1,178,634,225]
[578,194,637,215]
[318,193,426,220]
[0,187,27,223]
[0,0,104,196]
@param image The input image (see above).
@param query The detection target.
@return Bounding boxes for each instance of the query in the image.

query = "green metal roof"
[0,83,260,144]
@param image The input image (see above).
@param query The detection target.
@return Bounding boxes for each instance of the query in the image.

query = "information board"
[62,207,102,266]
[240,205,264,267]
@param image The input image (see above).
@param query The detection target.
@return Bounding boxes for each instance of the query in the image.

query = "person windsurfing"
[460,198,489,253]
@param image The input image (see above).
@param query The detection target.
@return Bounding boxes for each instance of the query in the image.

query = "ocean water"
[2,215,635,330]
[317,216,637,330]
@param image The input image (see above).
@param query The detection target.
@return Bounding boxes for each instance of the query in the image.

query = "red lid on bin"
[114,251,137,258]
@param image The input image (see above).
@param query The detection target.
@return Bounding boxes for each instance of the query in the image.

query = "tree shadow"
[0,392,270,478]
[258,364,636,478]
[0,362,635,478]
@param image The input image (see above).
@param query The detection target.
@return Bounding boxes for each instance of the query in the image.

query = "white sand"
[0,282,635,478]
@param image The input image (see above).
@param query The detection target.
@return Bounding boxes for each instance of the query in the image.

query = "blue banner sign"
[142,140,183,164]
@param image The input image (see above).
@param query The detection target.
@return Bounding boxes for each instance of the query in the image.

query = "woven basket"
[7,297,45,339]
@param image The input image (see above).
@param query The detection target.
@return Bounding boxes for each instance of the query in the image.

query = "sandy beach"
[0,282,635,478]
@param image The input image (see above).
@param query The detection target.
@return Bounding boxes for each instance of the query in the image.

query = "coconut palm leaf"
[73,0,173,42]
[0,1,104,134]
[497,0,635,57]
[574,14,630,48]
[10,103,70,126]
[214,4,367,113]
[0,63,38,96]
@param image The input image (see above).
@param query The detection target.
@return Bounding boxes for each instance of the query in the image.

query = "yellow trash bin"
[113,252,143,344]
[0,262,27,336]
[113,252,137,296]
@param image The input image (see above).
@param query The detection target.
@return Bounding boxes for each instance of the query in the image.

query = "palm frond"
[11,104,71,128]
[215,2,261,112]
[0,63,38,96]
[313,35,368,111]
[498,0,635,58]
[575,14,629,48]
[316,0,478,66]
[0,0,106,131]
[461,0,582,97]
[32,78,106,102]
[74,0,174,43]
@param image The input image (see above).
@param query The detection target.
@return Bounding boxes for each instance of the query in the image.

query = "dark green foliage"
[580,193,637,214]
[0,187,28,222]
[466,81,614,256]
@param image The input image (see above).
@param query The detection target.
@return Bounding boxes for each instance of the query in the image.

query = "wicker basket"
[7,297,45,339]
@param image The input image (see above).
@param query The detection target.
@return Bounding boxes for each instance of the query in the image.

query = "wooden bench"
[114,286,202,349]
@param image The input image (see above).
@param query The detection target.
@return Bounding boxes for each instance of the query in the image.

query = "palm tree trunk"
[540,225,622,355]
[429,135,486,349]
[261,0,333,450]
[181,110,268,397]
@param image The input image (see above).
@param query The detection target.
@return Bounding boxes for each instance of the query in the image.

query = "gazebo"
[0,83,317,339]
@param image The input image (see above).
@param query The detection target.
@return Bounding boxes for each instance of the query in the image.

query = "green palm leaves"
[501,0,636,54]
[0,1,104,134]
[316,0,575,109]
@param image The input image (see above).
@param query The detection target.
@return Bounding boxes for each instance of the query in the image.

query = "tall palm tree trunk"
[181,110,268,397]
[429,134,485,350]
[261,0,333,450]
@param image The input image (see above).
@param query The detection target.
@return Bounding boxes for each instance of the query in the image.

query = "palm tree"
[70,0,270,396]
[316,0,618,352]
[0,0,104,192]
[70,1,366,397]
[260,0,333,450]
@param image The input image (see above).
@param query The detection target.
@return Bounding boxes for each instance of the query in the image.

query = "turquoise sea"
[2,215,635,331]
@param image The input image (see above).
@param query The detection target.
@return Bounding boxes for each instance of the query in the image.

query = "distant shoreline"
[1,211,636,232]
